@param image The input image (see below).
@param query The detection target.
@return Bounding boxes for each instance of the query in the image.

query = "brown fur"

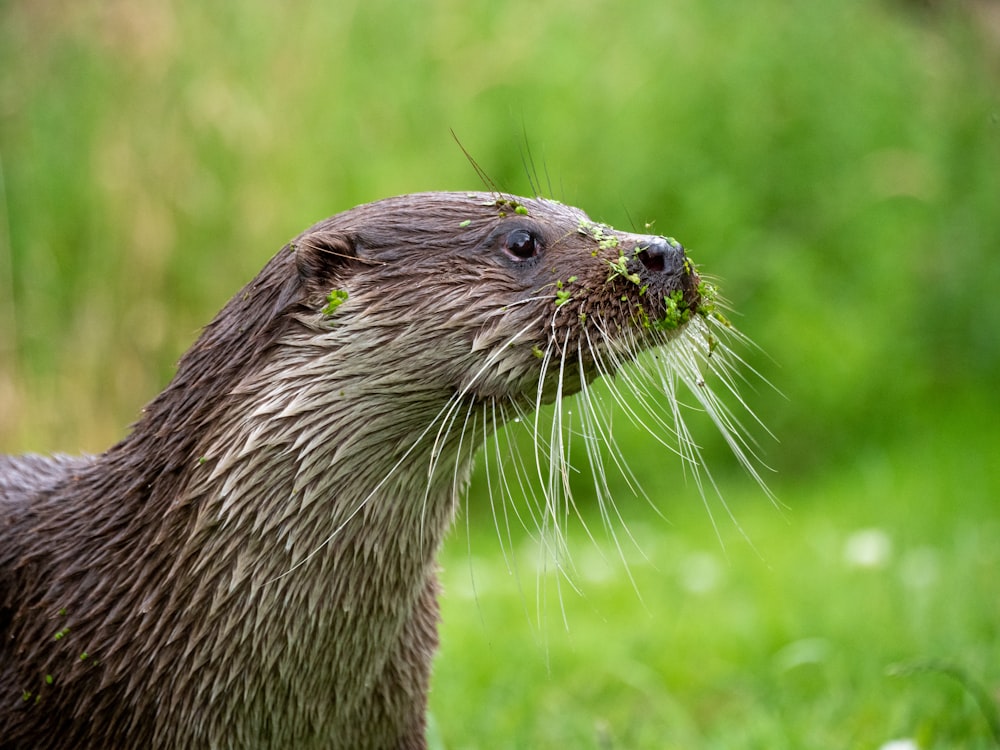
[0,192,700,749]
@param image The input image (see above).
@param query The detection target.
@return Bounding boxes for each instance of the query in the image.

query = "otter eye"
[504,228,540,260]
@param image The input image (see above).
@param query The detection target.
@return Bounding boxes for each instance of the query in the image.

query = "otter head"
[145,189,745,526]
[280,192,718,417]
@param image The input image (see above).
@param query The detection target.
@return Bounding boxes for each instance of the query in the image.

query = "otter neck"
[87,340,485,744]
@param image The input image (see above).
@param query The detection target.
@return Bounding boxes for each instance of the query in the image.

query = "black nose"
[635,236,686,276]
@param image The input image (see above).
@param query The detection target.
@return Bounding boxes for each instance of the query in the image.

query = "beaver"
[0,191,736,749]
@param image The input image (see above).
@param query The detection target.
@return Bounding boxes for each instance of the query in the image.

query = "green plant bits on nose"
[654,290,692,331]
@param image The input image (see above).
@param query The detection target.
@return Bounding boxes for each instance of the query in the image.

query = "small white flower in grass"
[843,527,892,569]
[878,739,919,750]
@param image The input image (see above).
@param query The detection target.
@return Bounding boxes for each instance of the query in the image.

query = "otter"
[0,192,736,749]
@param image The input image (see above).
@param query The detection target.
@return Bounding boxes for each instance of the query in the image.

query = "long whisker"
[573,339,650,600]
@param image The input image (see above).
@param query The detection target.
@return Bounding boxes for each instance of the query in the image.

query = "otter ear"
[293,227,360,293]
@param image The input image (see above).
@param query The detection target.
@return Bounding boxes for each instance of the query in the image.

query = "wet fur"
[0,192,730,749]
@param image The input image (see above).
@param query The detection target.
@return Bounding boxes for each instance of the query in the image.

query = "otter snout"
[630,235,700,306]
[634,236,684,275]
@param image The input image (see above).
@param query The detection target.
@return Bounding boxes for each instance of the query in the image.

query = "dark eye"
[504,228,541,260]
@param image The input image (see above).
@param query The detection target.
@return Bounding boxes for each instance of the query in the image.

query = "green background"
[2,1,998,747]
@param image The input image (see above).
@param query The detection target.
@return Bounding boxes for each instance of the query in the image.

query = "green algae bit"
[322,289,349,316]
[695,280,718,315]
[554,276,577,307]
[654,290,692,331]
[605,250,641,286]
[694,280,732,327]
[578,218,621,252]
[492,197,529,218]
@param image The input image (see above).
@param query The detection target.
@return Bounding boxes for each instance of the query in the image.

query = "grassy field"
[2,0,998,747]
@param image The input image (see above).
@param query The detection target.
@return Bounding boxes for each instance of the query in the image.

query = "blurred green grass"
[434,401,1000,747]
[2,0,998,747]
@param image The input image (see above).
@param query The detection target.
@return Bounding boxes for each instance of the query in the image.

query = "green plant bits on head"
[695,280,718,311]
[459,219,471,228]
[554,276,576,307]
[654,290,693,331]
[577,218,619,251]
[633,304,652,330]
[706,333,720,355]
[531,345,545,359]
[713,311,733,327]
[606,251,641,286]
[694,280,732,327]
[322,289,349,316]
[491,196,528,218]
